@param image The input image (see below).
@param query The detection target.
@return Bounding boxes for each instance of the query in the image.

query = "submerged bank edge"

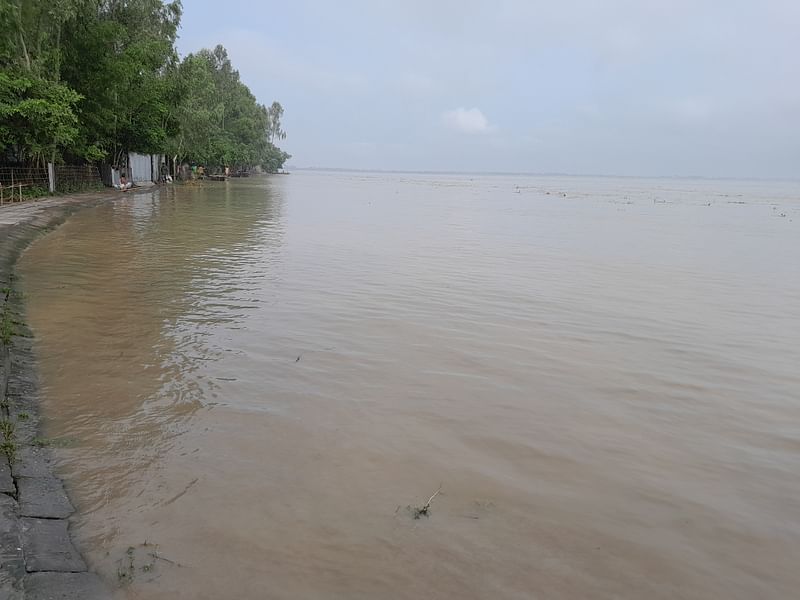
[0,194,124,599]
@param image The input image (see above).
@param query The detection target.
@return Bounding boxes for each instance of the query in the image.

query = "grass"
[116,541,178,586]
[1,274,23,345]
[0,440,16,463]
[0,420,17,463]
[117,546,137,585]
[0,294,26,346]
[0,276,27,464]
[20,185,49,199]
[0,305,14,346]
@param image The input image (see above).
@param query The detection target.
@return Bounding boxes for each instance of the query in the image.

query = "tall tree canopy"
[168,45,263,169]
[0,0,86,163]
[0,0,289,171]
[168,46,290,172]
[267,102,286,144]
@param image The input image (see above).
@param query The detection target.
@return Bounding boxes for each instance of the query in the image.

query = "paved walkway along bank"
[0,191,134,599]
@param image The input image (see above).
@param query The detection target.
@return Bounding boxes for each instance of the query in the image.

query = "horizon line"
[288,166,800,183]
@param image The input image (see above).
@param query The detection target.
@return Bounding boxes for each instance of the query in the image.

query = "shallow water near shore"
[16,172,800,599]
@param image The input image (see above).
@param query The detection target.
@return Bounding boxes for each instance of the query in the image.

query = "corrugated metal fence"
[128,152,165,184]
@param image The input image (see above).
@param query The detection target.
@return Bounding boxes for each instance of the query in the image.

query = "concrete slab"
[17,477,74,519]
[0,458,14,494]
[9,347,34,368]
[0,577,23,600]
[5,372,36,397]
[0,193,114,227]
[1,191,122,593]
[20,518,86,573]
[8,401,40,444]
[12,446,54,479]
[25,572,111,600]
[0,494,25,582]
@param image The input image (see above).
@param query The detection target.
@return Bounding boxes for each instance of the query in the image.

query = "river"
[16,172,800,599]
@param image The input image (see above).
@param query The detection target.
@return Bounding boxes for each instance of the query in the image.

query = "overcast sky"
[177,1,800,178]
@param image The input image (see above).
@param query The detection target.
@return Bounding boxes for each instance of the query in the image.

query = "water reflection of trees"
[20,178,286,514]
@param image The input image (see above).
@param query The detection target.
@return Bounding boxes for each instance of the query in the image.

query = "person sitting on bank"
[116,173,133,191]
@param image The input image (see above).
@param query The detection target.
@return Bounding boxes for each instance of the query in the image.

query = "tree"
[0,72,82,164]
[166,53,217,167]
[59,0,183,164]
[267,101,286,144]
[168,45,290,173]
[0,1,289,173]
[260,143,291,173]
[0,0,87,163]
[0,0,86,78]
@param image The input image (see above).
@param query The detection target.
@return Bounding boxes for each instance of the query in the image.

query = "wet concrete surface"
[0,192,130,599]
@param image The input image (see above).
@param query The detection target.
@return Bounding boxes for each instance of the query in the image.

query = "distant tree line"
[0,0,290,173]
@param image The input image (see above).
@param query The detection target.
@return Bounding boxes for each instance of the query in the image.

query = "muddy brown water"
[15,172,800,599]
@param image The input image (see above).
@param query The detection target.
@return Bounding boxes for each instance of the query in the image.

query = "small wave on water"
[17,172,800,599]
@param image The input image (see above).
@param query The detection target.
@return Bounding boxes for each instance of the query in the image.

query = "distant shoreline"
[290,166,800,183]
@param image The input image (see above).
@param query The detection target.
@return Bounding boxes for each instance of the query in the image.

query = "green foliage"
[0,0,85,78]
[168,45,289,172]
[1,0,288,171]
[59,0,183,163]
[0,72,81,163]
[262,143,292,174]
[0,304,14,346]
[21,184,50,198]
[267,101,286,144]
[0,415,16,464]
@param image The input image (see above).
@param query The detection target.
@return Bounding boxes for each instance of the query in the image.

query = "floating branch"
[412,483,443,519]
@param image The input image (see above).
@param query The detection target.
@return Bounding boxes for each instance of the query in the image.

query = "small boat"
[207,174,227,181]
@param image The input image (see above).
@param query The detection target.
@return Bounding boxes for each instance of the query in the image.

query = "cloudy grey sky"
[177,1,800,178]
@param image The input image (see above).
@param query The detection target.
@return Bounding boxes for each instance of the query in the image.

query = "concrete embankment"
[0,191,131,599]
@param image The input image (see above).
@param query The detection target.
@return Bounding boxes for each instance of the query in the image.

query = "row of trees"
[0,0,289,173]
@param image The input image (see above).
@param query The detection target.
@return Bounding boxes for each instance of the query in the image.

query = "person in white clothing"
[116,173,133,191]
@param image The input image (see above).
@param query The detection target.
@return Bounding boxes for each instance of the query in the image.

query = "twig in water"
[413,483,443,519]
[162,478,199,507]
[148,545,182,567]
[295,347,336,363]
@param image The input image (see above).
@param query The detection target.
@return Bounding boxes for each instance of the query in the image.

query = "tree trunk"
[18,31,31,71]
[53,25,62,80]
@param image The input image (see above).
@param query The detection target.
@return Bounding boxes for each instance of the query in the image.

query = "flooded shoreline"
[0,191,123,599]
[14,173,800,599]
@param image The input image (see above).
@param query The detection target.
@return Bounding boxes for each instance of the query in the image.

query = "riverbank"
[0,190,129,599]
[7,174,800,598]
